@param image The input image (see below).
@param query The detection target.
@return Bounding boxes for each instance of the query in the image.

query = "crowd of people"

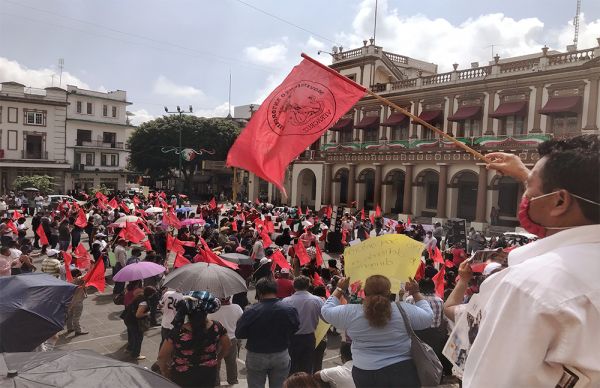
[0,134,598,387]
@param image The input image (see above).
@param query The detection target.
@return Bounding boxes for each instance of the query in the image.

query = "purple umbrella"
[113,262,166,282]
[180,218,206,226]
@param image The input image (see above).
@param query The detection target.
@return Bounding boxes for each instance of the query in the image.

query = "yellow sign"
[314,319,331,348]
[344,234,423,293]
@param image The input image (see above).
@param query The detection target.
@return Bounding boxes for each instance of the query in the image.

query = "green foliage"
[12,175,56,194]
[127,115,240,188]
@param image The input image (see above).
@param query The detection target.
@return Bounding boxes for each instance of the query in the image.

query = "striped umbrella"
[163,262,247,298]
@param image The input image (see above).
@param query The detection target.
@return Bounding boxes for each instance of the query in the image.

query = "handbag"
[396,302,443,387]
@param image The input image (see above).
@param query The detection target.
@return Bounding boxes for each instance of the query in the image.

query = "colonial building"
[249,38,600,230]
[64,85,134,191]
[0,82,70,194]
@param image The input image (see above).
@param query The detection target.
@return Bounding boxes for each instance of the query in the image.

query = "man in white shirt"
[208,296,244,385]
[112,239,128,294]
[423,231,437,252]
[158,289,183,346]
[460,135,600,387]
[315,342,354,388]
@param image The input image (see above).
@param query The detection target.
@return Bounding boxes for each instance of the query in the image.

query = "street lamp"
[163,105,193,191]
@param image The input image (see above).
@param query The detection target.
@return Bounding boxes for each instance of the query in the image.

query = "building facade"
[0,82,70,194]
[250,39,600,230]
[64,85,134,192]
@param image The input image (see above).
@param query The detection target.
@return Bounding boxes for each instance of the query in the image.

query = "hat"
[46,249,60,257]
[259,257,270,265]
[280,268,290,274]
[482,262,502,276]
[95,232,107,238]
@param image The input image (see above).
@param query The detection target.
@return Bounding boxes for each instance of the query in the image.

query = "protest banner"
[344,234,423,293]
[314,319,331,348]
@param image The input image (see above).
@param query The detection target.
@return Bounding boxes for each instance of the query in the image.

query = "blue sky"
[1,0,599,124]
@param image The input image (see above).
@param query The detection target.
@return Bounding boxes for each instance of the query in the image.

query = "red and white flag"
[75,208,88,228]
[226,54,366,196]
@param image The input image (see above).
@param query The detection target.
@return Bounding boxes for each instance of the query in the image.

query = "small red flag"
[143,239,153,251]
[313,272,324,287]
[209,197,217,209]
[6,220,18,235]
[407,216,411,226]
[264,219,275,233]
[95,191,108,202]
[375,204,381,217]
[471,263,487,273]
[83,258,105,292]
[326,206,332,219]
[414,261,425,281]
[315,243,324,267]
[133,196,141,206]
[360,208,365,221]
[108,197,118,209]
[226,54,366,195]
[254,197,261,205]
[74,244,92,270]
[231,221,238,232]
[167,234,185,254]
[260,230,272,246]
[198,239,239,270]
[271,250,291,270]
[174,253,191,268]
[297,207,303,216]
[75,208,88,228]
[62,251,73,282]
[445,259,455,268]
[294,242,311,266]
[122,221,145,243]
[36,224,49,246]
[12,210,22,220]
[432,265,445,298]
[369,213,375,226]
[119,202,130,214]
[432,247,445,265]
[305,206,309,215]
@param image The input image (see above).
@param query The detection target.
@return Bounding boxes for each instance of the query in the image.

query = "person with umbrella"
[122,285,157,360]
[158,291,231,388]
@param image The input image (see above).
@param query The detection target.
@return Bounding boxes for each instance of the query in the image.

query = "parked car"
[44,195,86,210]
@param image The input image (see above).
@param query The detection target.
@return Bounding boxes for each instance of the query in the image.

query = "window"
[101,153,119,166]
[339,129,353,143]
[391,124,410,140]
[551,114,579,136]
[426,182,439,209]
[102,105,108,116]
[7,130,17,150]
[86,102,93,115]
[78,153,95,165]
[112,106,117,118]
[8,107,17,123]
[457,119,481,137]
[500,116,526,136]
[76,129,92,145]
[76,101,82,113]
[103,132,116,145]
[363,128,378,142]
[25,111,45,126]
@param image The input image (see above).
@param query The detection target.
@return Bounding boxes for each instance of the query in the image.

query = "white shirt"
[423,235,437,251]
[208,303,243,339]
[160,290,183,329]
[114,245,127,266]
[461,224,600,387]
[319,361,355,388]
[93,239,108,252]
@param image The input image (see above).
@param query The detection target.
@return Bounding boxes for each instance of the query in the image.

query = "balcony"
[21,150,48,160]
[75,139,126,149]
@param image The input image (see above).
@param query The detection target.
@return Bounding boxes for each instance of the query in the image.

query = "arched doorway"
[357,169,375,210]
[296,169,317,208]
[452,170,478,221]
[416,169,439,217]
[383,169,405,213]
[333,168,349,205]
[492,175,521,226]
[258,178,269,202]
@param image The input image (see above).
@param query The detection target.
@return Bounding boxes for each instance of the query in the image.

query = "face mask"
[518,191,600,238]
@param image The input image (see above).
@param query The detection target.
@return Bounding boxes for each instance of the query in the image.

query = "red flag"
[264,219,275,233]
[6,220,18,235]
[12,210,22,220]
[254,197,261,205]
[294,242,311,266]
[414,261,425,281]
[167,234,185,254]
[119,202,130,214]
[226,54,366,195]
[360,208,365,221]
[174,253,191,268]
[297,207,303,216]
[75,208,88,228]
[313,272,324,287]
[471,263,487,273]
[315,243,324,267]
[74,244,92,270]
[143,239,153,251]
[432,247,445,265]
[209,197,217,209]
[341,229,348,245]
[231,220,238,232]
[375,204,381,217]
[138,220,151,234]
[432,265,445,298]
[133,196,141,206]
[407,216,411,226]
[83,258,105,292]
[36,224,49,246]
[326,206,332,219]
[369,213,375,226]
[236,203,242,212]
[305,206,310,215]
[260,230,273,247]
[95,191,108,202]
[123,222,145,243]
[62,251,73,282]
[198,239,239,270]
[271,250,291,270]
[445,259,455,268]
[108,197,118,209]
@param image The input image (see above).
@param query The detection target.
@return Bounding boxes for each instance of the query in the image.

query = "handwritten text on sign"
[344,234,423,293]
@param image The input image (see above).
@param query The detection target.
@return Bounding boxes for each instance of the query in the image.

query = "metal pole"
[179,112,183,181]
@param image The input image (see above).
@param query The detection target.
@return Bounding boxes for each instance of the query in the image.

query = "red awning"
[539,96,581,115]
[381,112,409,126]
[354,115,380,129]
[447,106,481,122]
[489,101,528,118]
[412,110,443,124]
[329,118,353,131]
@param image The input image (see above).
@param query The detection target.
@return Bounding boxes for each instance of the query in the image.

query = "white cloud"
[306,36,326,52]
[244,43,288,66]
[128,109,156,126]
[0,56,90,89]
[152,75,206,99]
[194,102,232,118]
[554,14,600,50]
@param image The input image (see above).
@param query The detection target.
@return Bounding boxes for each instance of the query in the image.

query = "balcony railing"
[457,66,491,80]
[422,72,452,85]
[338,48,362,60]
[383,51,409,64]
[75,139,125,149]
[547,48,595,65]
[21,150,49,160]
[390,79,417,90]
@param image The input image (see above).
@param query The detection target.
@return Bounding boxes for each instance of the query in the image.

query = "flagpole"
[365,89,488,162]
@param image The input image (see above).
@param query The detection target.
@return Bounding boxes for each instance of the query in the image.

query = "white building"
[64,85,134,191]
[0,82,70,194]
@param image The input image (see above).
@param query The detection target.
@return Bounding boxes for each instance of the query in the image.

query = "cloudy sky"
[1,0,599,125]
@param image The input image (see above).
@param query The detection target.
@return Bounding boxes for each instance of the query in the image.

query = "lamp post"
[163,105,193,191]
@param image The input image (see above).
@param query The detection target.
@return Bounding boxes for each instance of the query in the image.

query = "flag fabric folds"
[83,258,106,292]
[226,54,366,195]
[75,208,88,228]
[36,224,49,246]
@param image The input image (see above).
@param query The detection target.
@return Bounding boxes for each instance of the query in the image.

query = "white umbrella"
[115,215,140,224]
[145,207,164,214]
[163,262,247,298]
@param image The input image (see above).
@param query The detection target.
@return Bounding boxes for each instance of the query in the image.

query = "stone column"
[410,101,418,138]
[403,164,414,214]
[436,164,448,218]
[445,97,454,134]
[475,165,488,223]
[531,84,544,132]
[348,163,357,206]
[485,91,495,135]
[322,163,333,205]
[584,77,599,130]
[374,163,383,207]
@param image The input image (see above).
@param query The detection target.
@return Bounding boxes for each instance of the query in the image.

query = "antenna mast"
[573,0,581,50]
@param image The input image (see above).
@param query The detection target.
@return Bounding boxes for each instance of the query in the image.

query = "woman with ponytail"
[321,275,433,387]
[158,291,231,387]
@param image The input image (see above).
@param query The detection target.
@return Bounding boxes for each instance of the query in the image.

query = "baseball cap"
[280,268,290,274]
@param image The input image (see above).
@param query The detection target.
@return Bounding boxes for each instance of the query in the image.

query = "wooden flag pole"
[365,89,488,162]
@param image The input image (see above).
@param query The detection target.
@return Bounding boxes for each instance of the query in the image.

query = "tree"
[128,115,240,191]
[12,175,56,194]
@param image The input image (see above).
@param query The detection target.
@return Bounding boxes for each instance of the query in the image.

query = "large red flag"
[83,258,105,292]
[226,54,366,195]
[36,224,49,246]
[315,243,324,267]
[74,244,92,270]
[432,265,445,298]
[75,208,88,228]
[174,253,191,268]
[123,222,146,244]
[271,250,291,270]
[62,251,73,282]
[259,230,273,246]
[294,242,311,266]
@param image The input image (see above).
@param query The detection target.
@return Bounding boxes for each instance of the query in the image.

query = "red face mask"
[517,196,547,238]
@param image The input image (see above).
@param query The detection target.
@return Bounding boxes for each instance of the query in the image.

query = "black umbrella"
[0,349,179,387]
[0,273,76,352]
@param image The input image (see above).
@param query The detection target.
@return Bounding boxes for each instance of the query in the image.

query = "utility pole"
[163,105,193,191]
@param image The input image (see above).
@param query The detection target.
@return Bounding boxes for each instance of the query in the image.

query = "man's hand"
[458,260,474,283]
[337,277,350,291]
[485,152,530,183]
[405,277,420,296]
